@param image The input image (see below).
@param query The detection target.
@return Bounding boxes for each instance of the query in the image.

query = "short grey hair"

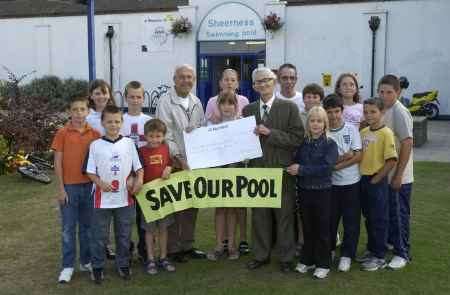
[174,64,196,78]
[251,67,277,82]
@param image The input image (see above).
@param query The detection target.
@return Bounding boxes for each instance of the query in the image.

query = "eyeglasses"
[254,78,274,85]
[280,76,297,82]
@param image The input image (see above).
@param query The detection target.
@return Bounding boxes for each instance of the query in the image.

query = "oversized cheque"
[135,168,283,222]
[183,116,262,169]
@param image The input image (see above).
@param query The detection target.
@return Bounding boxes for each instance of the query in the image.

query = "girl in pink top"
[335,73,364,129]
[205,69,250,256]
[205,69,249,124]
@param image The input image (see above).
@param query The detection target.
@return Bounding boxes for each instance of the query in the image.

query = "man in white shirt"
[276,63,305,113]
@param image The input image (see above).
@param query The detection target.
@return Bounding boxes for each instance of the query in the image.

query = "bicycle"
[15,154,53,184]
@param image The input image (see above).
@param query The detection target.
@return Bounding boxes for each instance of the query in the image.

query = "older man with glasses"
[242,67,304,273]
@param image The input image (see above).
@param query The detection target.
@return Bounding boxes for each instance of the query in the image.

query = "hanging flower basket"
[170,16,193,37]
[263,12,284,32]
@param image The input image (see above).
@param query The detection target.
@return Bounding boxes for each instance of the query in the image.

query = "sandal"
[206,248,225,261]
[159,258,176,272]
[228,248,240,260]
[145,260,158,275]
[239,241,250,255]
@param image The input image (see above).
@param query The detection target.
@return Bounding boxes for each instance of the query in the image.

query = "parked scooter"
[399,76,440,119]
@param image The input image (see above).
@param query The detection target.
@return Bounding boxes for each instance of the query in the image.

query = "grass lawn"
[0,162,449,295]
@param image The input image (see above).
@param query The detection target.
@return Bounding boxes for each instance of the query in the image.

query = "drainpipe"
[106,25,115,90]
[369,16,380,97]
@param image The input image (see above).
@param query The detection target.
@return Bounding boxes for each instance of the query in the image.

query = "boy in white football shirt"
[324,94,362,272]
[85,105,143,284]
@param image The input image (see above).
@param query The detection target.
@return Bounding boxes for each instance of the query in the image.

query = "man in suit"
[242,67,304,272]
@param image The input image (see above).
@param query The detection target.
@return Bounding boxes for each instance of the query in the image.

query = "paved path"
[414,120,450,162]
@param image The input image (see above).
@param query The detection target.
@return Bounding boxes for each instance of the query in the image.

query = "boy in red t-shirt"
[139,119,176,275]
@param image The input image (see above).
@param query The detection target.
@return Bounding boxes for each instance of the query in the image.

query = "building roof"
[0,0,400,19]
[0,0,188,18]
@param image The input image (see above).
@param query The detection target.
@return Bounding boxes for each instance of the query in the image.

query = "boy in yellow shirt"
[358,98,397,271]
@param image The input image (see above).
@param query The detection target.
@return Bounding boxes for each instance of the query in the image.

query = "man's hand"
[254,124,271,136]
[286,164,300,176]
[185,126,195,133]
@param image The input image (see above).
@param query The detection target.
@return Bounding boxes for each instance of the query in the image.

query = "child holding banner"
[139,119,176,274]
[287,106,338,279]
[206,91,243,261]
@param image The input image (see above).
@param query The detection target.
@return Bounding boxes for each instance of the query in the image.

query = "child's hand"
[131,178,143,195]
[162,167,172,179]
[56,189,68,205]
[286,164,300,176]
[126,176,135,192]
[343,151,354,160]
[370,175,380,184]
[98,180,113,192]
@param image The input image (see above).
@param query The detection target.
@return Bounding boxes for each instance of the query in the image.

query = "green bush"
[20,76,88,111]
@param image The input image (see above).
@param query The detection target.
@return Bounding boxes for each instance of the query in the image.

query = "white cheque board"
[184,116,262,169]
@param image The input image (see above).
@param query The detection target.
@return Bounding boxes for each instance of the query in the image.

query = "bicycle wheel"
[18,165,52,184]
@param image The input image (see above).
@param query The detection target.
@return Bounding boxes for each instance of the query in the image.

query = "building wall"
[0,0,449,114]
[285,0,450,114]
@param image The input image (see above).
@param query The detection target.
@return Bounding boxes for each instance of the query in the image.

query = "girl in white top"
[86,79,116,135]
[206,92,245,261]
[335,73,364,129]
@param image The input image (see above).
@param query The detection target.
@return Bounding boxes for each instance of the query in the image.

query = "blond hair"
[305,106,330,140]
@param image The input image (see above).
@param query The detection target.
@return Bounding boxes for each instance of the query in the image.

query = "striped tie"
[262,104,269,123]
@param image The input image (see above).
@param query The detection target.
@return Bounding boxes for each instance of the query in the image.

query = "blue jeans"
[388,183,412,260]
[90,205,135,269]
[360,176,389,259]
[60,183,93,268]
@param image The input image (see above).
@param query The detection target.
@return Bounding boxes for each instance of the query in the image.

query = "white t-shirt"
[329,122,362,186]
[86,109,105,135]
[177,95,190,110]
[276,91,305,112]
[383,101,414,184]
[85,136,142,209]
[343,103,364,128]
[120,113,152,148]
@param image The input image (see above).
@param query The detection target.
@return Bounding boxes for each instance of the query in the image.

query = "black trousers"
[330,182,361,258]
[300,188,331,269]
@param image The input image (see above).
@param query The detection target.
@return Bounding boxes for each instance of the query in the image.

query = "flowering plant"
[263,12,284,32]
[170,16,193,37]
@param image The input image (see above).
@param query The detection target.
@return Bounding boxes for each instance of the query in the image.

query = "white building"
[1,0,449,116]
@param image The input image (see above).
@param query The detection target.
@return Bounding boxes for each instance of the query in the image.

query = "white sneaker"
[294,263,315,273]
[338,257,351,272]
[313,267,330,279]
[388,255,408,270]
[79,263,92,272]
[58,267,74,283]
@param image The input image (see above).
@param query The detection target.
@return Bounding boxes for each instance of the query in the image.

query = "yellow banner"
[136,168,283,222]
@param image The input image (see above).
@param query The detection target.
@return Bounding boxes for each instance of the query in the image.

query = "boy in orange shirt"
[52,95,101,283]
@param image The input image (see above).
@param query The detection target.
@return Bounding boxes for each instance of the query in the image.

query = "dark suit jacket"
[242,97,304,169]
